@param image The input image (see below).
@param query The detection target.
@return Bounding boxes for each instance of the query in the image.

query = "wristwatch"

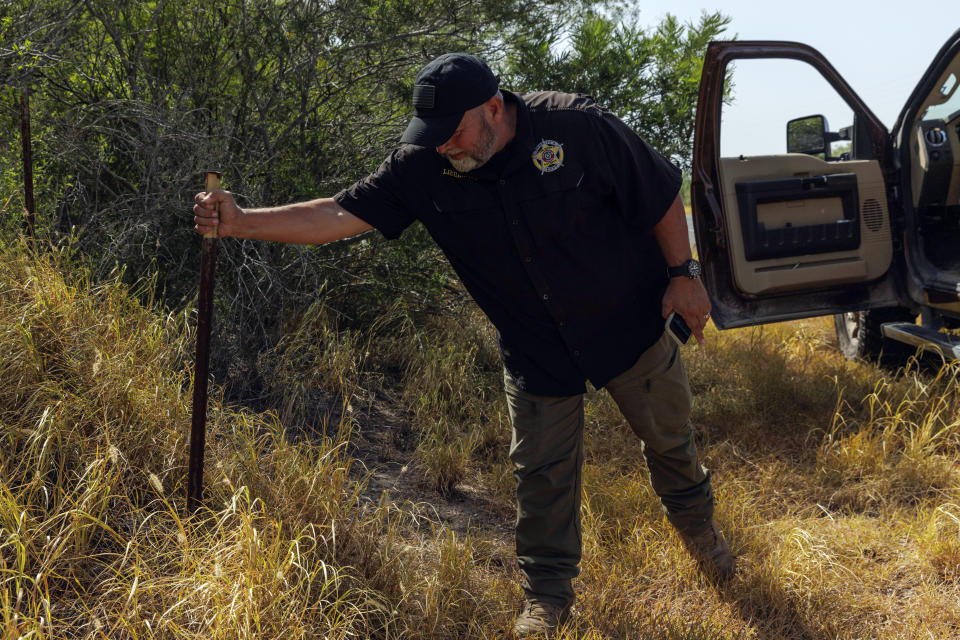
[667,258,702,279]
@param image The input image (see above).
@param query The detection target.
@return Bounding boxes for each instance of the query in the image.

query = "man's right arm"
[193,190,372,245]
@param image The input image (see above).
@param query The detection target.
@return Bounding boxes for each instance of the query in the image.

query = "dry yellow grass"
[0,241,511,638]
[1,238,958,638]
[572,319,960,639]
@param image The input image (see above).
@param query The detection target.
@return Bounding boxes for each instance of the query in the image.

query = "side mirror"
[786,114,828,155]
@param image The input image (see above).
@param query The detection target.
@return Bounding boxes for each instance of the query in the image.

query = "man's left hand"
[661,277,712,345]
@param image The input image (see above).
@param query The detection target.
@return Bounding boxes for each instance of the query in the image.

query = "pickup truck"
[691,30,960,364]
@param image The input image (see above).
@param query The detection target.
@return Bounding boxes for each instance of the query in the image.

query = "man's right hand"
[193,189,242,238]
[191,194,372,245]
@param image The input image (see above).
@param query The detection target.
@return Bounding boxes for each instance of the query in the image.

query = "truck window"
[721,58,854,160]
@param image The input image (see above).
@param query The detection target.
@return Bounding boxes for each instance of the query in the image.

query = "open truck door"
[691,37,960,362]
[886,29,960,358]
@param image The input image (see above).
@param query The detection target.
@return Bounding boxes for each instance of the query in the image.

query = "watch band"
[667,258,701,279]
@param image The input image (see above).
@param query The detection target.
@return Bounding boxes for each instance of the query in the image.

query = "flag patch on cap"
[412,84,436,110]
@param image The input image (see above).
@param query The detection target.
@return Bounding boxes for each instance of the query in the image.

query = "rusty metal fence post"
[187,170,222,512]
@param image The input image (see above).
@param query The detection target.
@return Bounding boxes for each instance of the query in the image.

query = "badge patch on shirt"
[532,139,564,174]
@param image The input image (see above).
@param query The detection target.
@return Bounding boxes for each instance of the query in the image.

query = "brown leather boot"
[513,598,573,638]
[677,519,735,582]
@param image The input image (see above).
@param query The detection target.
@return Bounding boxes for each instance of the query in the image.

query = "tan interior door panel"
[718,155,892,295]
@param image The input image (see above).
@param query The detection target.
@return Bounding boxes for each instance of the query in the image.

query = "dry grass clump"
[0,241,511,638]
[0,241,370,637]
[818,362,960,510]
[922,502,960,583]
[266,292,509,496]
[397,314,506,496]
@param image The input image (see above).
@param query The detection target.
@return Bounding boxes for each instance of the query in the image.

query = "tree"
[0,0,604,400]
[0,0,725,407]
[501,9,731,170]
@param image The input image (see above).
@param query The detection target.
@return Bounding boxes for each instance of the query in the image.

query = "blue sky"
[630,1,959,156]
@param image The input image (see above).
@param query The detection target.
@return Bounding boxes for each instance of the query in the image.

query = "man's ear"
[485,94,504,122]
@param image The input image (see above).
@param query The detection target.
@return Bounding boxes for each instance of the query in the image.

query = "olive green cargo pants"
[504,331,714,606]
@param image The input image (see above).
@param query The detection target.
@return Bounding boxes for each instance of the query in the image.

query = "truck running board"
[881,322,960,360]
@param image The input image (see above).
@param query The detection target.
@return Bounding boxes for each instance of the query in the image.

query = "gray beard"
[448,155,483,173]
[444,117,496,173]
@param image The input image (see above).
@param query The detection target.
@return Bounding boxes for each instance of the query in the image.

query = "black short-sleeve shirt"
[334,90,682,396]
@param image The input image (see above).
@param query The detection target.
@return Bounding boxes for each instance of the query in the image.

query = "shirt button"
[542,293,549,301]
[573,349,581,357]
[523,256,533,263]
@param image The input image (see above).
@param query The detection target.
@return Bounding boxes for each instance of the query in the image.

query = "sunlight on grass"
[0,242,514,638]
[2,239,959,638]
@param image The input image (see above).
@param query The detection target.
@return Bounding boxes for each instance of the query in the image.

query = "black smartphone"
[665,312,692,345]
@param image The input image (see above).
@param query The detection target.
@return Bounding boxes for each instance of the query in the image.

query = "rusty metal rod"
[20,87,35,239]
[187,170,222,512]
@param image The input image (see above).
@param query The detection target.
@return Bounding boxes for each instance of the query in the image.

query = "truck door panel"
[717,155,892,294]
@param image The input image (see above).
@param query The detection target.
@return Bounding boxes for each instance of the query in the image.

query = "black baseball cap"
[400,53,499,147]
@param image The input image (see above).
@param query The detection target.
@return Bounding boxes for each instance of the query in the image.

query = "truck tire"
[834,307,917,364]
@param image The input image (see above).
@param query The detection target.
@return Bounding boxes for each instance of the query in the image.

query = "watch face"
[668,259,702,279]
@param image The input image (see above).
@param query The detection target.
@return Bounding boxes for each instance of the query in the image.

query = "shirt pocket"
[514,161,585,204]
[423,184,511,257]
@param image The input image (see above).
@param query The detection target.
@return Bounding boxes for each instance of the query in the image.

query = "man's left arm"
[654,194,712,344]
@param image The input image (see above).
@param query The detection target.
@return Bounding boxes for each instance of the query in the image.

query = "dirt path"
[338,399,515,546]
